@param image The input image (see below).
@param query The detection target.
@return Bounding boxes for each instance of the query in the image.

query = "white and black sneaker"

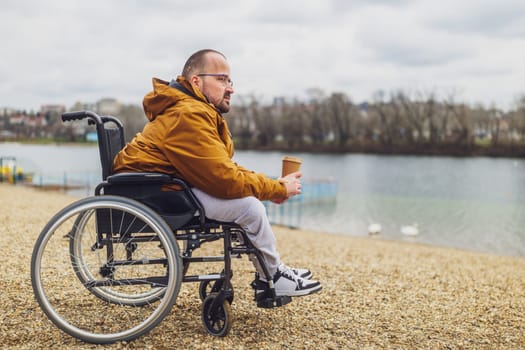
[273,265,322,297]
[280,263,313,280]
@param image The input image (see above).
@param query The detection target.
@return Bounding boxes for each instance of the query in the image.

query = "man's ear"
[190,75,200,86]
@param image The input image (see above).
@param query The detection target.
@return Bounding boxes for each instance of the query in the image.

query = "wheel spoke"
[31,196,182,344]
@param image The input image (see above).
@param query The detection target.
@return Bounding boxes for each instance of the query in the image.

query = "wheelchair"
[30,111,292,344]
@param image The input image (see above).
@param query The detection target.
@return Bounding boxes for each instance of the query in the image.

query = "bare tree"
[396,90,430,144]
[325,92,356,146]
[281,100,306,148]
[435,92,459,144]
[118,104,148,142]
[252,100,278,147]
[304,88,328,146]
[450,104,474,147]
[470,103,502,146]
[228,95,255,148]
[306,100,327,146]
[371,91,404,146]
[488,106,503,146]
[509,96,525,143]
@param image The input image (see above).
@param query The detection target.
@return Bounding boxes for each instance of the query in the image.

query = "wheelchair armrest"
[107,172,172,184]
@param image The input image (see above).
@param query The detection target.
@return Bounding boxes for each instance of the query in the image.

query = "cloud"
[0,0,524,112]
[352,3,483,67]
[422,0,525,37]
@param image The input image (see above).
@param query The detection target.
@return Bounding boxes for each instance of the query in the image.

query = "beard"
[218,103,230,113]
[204,91,231,113]
[217,94,231,113]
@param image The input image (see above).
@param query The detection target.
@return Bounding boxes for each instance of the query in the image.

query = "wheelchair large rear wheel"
[31,195,182,344]
[68,208,167,306]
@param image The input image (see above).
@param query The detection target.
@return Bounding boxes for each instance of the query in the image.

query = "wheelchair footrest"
[251,278,292,309]
[256,295,292,308]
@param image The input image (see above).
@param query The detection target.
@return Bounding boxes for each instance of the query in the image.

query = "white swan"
[401,223,419,236]
[368,223,382,235]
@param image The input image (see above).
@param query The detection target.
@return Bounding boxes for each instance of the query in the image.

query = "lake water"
[1,143,524,257]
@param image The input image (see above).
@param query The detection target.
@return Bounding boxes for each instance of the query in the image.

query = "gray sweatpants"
[191,188,281,276]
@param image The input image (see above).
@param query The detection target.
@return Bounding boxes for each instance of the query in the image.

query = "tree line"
[3,89,524,157]
[226,90,525,157]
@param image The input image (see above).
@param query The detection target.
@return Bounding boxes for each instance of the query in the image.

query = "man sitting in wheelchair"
[113,49,322,297]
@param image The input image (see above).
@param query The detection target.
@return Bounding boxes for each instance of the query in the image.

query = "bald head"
[182,49,227,79]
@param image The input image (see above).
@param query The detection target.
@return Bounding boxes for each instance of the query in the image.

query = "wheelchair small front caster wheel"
[201,293,232,337]
[199,280,234,303]
[199,270,234,302]
[199,280,217,301]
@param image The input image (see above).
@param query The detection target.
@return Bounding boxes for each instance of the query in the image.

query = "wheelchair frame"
[30,111,291,344]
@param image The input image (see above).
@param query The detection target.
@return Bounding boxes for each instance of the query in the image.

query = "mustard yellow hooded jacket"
[113,77,287,201]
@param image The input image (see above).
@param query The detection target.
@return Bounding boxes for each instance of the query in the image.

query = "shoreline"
[3,140,525,158]
[2,184,524,349]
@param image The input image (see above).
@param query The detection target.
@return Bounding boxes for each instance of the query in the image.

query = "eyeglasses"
[197,73,233,87]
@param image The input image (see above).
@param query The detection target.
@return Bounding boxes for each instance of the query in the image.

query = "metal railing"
[264,178,337,229]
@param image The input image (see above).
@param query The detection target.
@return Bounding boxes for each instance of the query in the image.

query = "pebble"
[1,184,524,349]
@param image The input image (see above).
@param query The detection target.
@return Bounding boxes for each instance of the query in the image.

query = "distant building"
[2,107,18,117]
[273,97,286,106]
[41,104,66,116]
[4,110,51,138]
[70,101,97,112]
[28,114,48,128]
[8,114,25,125]
[97,98,120,115]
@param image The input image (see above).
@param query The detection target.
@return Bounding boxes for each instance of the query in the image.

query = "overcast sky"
[2,0,524,112]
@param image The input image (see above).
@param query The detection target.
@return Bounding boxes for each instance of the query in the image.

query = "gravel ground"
[1,184,524,349]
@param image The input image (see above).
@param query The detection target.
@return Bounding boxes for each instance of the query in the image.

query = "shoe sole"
[276,284,322,297]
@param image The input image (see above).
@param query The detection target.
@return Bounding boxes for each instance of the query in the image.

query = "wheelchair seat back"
[60,111,202,231]
[102,127,125,180]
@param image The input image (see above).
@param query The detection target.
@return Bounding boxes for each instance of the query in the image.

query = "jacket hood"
[142,76,207,121]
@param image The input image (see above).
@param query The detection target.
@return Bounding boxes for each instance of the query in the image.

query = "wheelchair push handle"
[62,111,103,125]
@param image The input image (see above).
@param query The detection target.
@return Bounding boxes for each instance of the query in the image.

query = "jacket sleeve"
[160,105,287,200]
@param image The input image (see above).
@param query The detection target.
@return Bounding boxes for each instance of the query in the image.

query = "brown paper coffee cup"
[282,156,302,177]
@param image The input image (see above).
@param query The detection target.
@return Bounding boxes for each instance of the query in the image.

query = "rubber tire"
[31,195,182,344]
[201,293,232,337]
